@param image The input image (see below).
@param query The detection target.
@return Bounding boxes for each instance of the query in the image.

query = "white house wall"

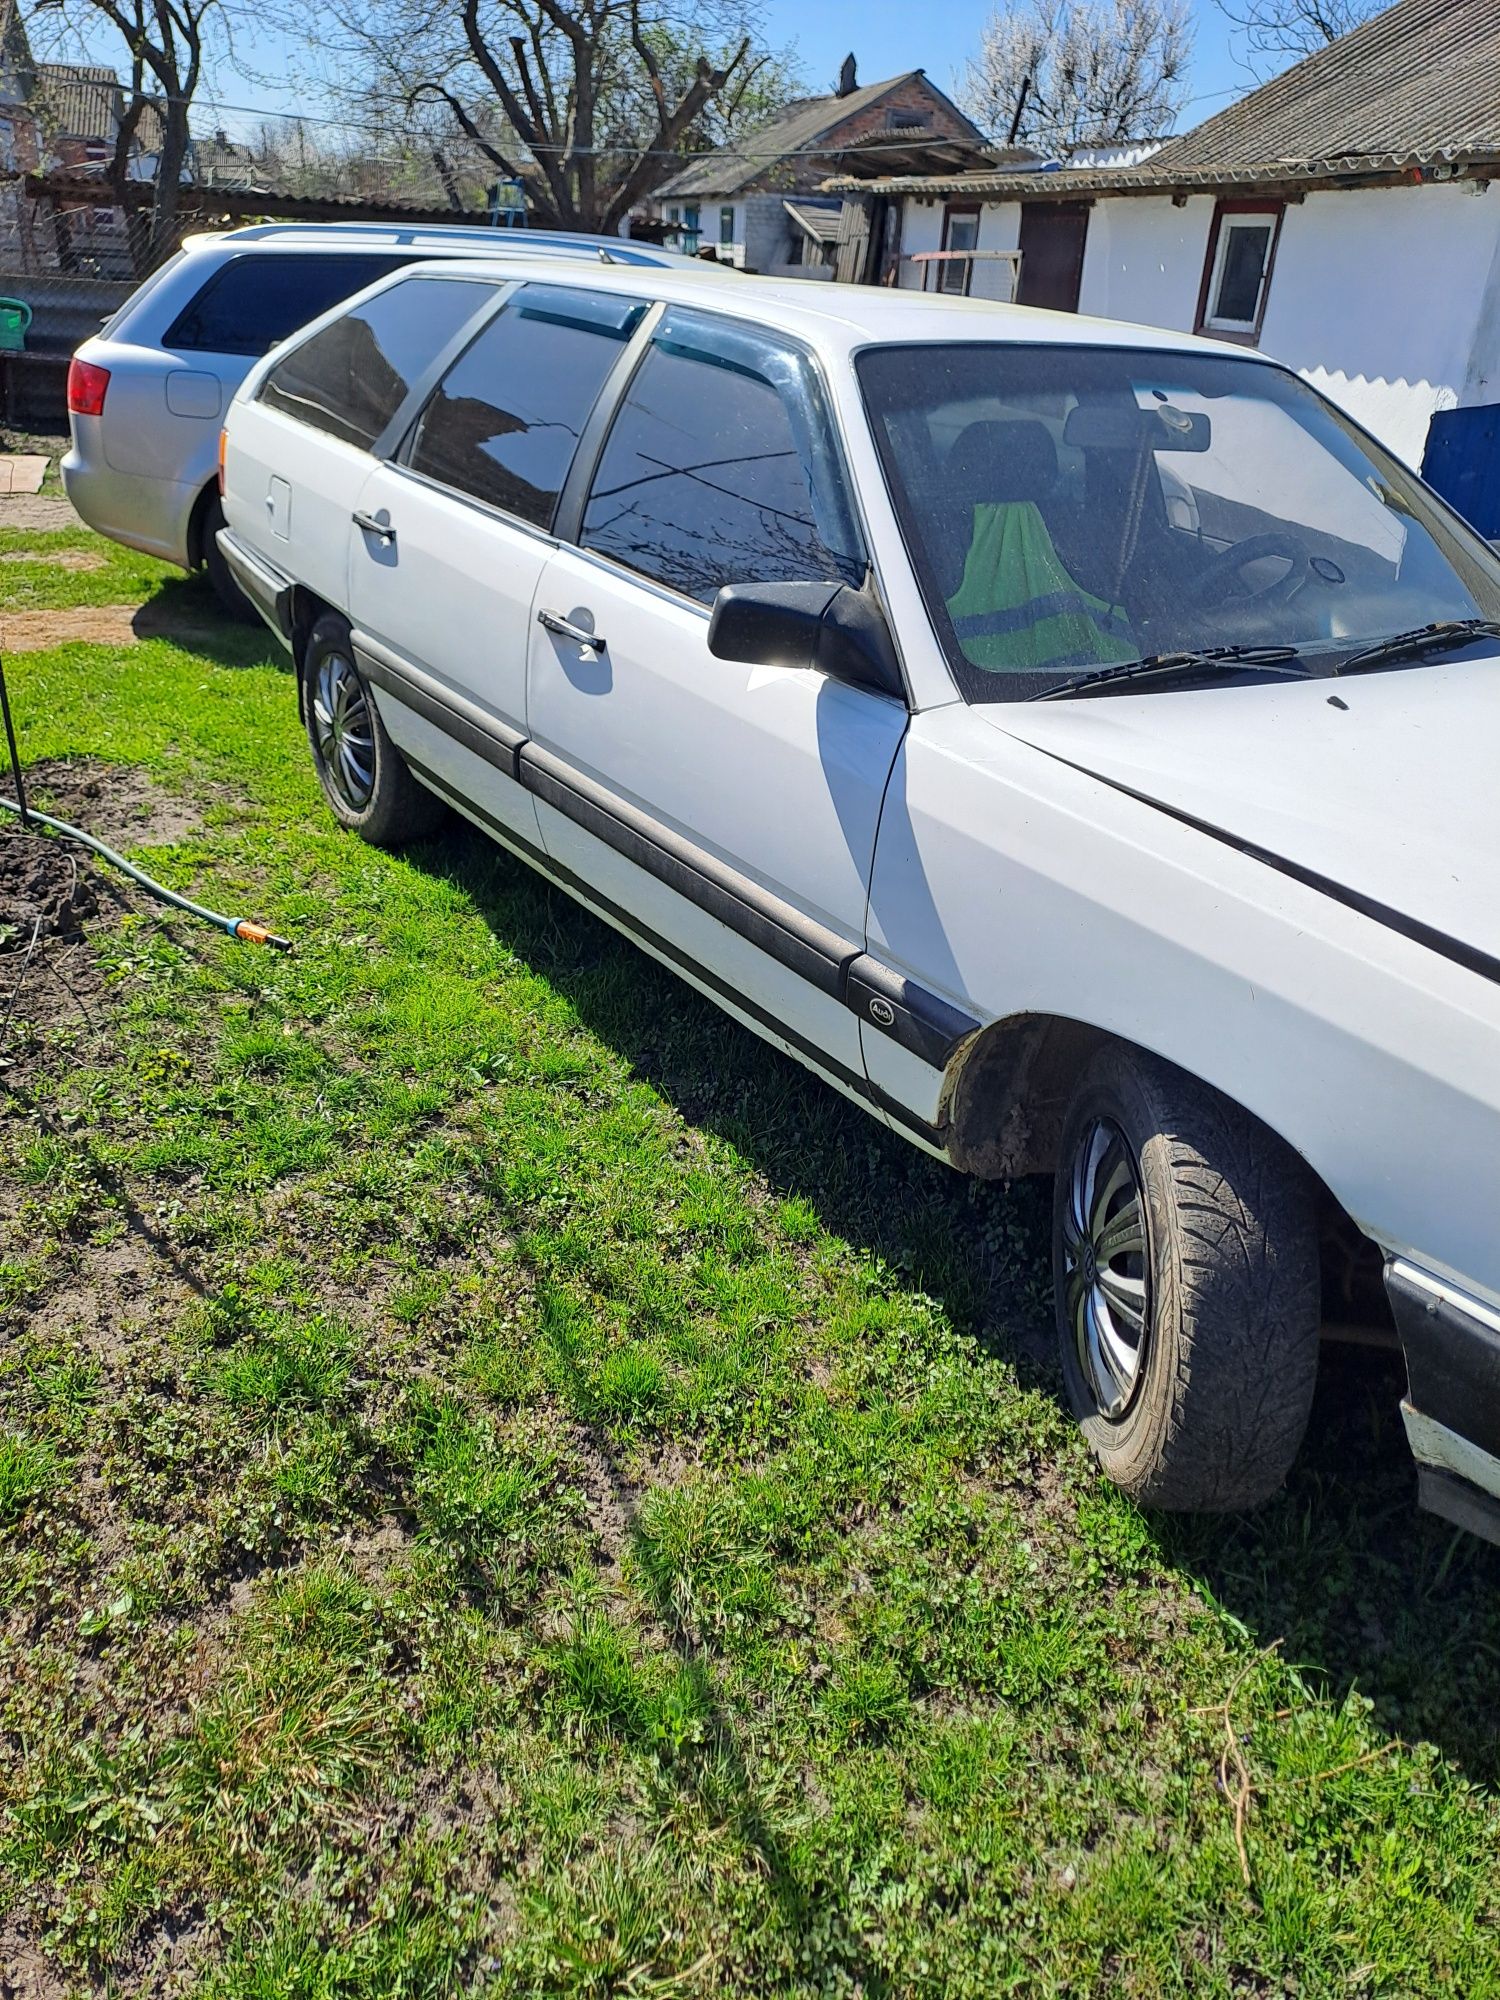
[905,181,1500,468]
[1256,185,1500,466]
[970,202,1021,302]
[897,199,944,288]
[895,199,1020,300]
[1077,195,1217,331]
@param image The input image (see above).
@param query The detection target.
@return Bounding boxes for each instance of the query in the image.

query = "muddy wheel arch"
[941,1014,1113,1179]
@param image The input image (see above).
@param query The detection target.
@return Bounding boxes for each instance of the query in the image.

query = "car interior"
[859,347,1498,688]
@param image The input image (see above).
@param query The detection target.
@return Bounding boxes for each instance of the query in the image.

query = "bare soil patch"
[3,604,138,650]
[0,547,104,571]
[0,493,78,533]
[5,756,201,848]
[0,1925,68,1999]
[2,600,227,652]
[0,759,203,1078]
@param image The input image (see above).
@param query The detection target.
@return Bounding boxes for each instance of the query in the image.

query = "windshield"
[857,342,1500,700]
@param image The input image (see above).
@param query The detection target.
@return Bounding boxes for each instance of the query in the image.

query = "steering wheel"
[1180,532,1310,611]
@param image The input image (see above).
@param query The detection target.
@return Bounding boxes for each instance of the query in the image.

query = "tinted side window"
[408,285,643,528]
[259,277,493,451]
[580,312,863,604]
[164,253,414,357]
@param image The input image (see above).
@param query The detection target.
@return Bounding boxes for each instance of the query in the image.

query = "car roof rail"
[207,220,692,264]
[220,220,516,246]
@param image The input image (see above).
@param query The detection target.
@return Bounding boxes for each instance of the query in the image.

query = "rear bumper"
[1387,1259,1500,1544]
[217,528,295,653]
[61,444,200,567]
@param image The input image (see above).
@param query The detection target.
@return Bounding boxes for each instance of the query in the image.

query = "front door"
[347,282,646,842]
[1017,201,1090,312]
[525,306,908,1094]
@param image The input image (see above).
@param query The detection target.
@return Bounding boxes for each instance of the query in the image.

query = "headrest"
[946,418,1059,510]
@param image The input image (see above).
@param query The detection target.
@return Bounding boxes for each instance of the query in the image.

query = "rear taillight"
[217,426,227,496]
[67,357,110,417]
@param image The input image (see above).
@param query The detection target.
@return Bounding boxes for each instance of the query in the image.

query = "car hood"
[989,655,1500,975]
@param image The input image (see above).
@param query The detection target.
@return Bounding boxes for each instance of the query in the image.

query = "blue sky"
[756,0,1252,130]
[77,0,1261,144]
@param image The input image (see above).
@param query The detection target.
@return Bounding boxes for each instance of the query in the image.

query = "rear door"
[225,273,491,610]
[524,306,908,1093]
[346,283,647,841]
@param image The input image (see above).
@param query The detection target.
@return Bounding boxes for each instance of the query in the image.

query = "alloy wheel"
[1061,1117,1152,1420]
[311,649,375,811]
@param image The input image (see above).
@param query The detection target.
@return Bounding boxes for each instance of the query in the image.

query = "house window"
[719,205,734,246]
[937,204,980,295]
[682,203,700,254]
[1197,202,1283,342]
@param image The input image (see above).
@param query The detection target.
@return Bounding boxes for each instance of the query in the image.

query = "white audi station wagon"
[218,259,1500,1540]
[62,222,713,612]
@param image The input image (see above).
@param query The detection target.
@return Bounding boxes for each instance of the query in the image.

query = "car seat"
[941,419,1134,674]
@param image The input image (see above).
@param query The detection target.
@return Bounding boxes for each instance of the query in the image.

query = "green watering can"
[0,298,32,352]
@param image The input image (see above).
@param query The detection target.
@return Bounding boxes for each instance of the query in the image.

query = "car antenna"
[598,246,618,264]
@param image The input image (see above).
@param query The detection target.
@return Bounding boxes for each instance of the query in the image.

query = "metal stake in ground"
[0,651,28,825]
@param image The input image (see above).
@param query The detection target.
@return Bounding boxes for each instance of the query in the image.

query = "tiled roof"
[830,0,1500,200]
[652,70,985,199]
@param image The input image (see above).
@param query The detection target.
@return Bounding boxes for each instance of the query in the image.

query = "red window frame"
[1194,199,1285,345]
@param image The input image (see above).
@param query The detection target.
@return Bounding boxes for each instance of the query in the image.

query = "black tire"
[201,495,260,623]
[1051,1043,1320,1512]
[303,613,448,847]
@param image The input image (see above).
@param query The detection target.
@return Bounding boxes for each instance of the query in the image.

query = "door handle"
[538,607,606,651]
[353,509,396,546]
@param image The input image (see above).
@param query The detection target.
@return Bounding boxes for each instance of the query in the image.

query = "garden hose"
[0,653,291,951]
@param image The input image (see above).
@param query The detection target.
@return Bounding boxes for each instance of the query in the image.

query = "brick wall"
[744,78,978,197]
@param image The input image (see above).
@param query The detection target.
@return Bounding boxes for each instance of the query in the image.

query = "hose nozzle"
[231,920,293,951]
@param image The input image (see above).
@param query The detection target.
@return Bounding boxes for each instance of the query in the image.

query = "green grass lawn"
[2,523,1499,1997]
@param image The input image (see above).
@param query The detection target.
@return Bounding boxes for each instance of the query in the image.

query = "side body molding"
[353,638,981,1121]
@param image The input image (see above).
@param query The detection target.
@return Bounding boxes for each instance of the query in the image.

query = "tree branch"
[602,34,749,231]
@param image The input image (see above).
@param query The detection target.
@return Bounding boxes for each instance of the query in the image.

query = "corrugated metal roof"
[831,0,1500,199]
[1151,0,1500,172]
[652,70,986,199]
[33,62,121,139]
[25,173,494,226]
[783,198,842,244]
[828,151,1500,200]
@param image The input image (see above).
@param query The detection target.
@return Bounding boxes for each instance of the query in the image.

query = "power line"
[104,82,1101,163]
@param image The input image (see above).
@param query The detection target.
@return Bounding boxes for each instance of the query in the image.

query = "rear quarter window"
[163,251,416,357]
[258,275,496,452]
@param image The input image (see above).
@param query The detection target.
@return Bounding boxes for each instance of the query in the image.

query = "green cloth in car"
[945,500,1135,673]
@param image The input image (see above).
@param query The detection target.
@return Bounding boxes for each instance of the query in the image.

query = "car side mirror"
[706,579,904,700]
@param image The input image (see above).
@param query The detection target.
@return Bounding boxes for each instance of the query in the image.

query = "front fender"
[865,707,1500,1306]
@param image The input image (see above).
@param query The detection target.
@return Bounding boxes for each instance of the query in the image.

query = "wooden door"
[1016,202,1090,312]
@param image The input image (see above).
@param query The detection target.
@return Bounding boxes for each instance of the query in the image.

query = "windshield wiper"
[1029,645,1306,702]
[1332,618,1500,677]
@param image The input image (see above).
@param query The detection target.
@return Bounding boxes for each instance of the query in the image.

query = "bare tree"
[310,0,796,233]
[31,0,220,264]
[1216,0,1378,78]
[961,0,1192,155]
